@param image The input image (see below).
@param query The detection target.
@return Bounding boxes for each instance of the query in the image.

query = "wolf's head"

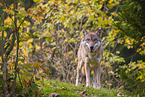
[82,33,101,53]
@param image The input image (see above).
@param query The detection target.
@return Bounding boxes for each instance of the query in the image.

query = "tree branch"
[5,32,16,56]
[12,0,18,95]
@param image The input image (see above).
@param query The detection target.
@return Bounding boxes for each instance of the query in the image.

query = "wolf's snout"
[90,46,94,50]
[90,46,94,53]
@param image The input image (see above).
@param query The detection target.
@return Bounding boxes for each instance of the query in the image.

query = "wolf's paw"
[96,86,101,89]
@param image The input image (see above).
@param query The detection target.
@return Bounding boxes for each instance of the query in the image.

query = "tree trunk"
[1,0,9,96]
[3,58,9,96]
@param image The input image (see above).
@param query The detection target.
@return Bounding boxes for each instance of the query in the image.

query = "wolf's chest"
[86,54,100,66]
[87,54,97,62]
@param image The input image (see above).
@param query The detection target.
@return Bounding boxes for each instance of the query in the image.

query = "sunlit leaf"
[22,49,28,57]
[36,45,41,51]
[26,38,33,43]
[68,50,73,55]
[69,38,75,43]
[33,0,40,3]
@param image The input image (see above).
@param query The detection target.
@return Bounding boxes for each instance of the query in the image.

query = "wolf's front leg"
[85,62,90,87]
[93,67,101,89]
[96,65,101,89]
[93,69,97,89]
[76,60,83,86]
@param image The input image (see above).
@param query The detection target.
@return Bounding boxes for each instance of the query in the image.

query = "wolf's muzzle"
[90,46,94,53]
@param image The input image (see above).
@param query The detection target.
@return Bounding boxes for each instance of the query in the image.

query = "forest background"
[0,0,145,96]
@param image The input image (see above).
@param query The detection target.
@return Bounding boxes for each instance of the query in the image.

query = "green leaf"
[0,26,7,31]
[18,10,27,15]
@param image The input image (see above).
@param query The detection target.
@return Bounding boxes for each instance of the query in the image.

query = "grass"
[36,79,136,97]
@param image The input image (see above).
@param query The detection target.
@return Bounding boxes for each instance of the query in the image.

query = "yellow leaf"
[4,17,12,24]
[130,46,133,48]
[116,51,120,54]
[113,32,117,36]
[139,51,145,55]
[111,12,116,15]
[70,10,74,14]
[100,61,103,65]
[98,17,103,22]
[68,51,73,55]
[64,39,68,43]
[4,31,7,37]
[44,67,48,70]
[59,34,62,37]
[109,38,114,41]
[36,45,41,50]
[19,42,23,46]
[38,69,43,73]
[69,38,75,43]
[33,0,40,3]
[104,18,108,24]
[0,56,2,62]
[27,38,33,43]
[57,0,61,4]
[75,58,78,63]
[125,38,130,43]
[91,71,94,75]
[18,61,21,64]
[89,10,93,13]
[108,0,113,3]
[137,48,141,52]
[137,75,142,80]
[29,44,33,49]
[113,30,119,33]
[22,49,28,57]
[82,0,89,4]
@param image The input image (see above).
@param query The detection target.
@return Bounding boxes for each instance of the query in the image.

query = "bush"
[119,61,145,96]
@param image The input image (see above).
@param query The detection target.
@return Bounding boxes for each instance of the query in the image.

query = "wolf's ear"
[81,29,87,40]
[83,29,87,36]
[96,31,101,37]
[95,28,103,37]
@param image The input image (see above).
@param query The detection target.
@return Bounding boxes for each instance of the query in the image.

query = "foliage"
[115,0,145,55]
[119,61,145,96]
[114,0,145,96]
[0,0,42,96]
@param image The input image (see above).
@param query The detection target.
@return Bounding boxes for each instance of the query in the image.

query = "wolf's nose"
[90,46,94,50]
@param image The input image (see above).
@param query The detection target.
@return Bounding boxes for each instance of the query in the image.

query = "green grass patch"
[36,79,136,97]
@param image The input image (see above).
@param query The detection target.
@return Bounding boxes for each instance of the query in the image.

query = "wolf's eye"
[86,39,90,41]
[94,39,98,41]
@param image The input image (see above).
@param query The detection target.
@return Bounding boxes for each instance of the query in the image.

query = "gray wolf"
[76,33,103,89]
